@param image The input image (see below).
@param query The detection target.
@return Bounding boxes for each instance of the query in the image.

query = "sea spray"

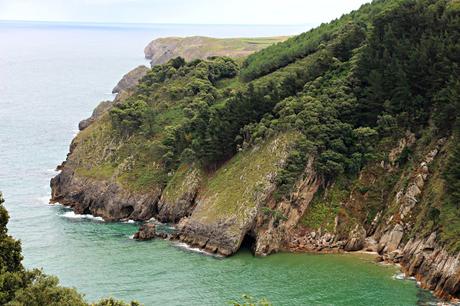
[60,211,105,222]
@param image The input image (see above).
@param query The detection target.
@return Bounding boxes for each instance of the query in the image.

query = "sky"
[0,0,372,25]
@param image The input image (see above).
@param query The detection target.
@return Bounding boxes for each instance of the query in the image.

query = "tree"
[0,193,137,306]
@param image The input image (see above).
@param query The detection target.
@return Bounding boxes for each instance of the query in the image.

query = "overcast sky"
[0,0,372,25]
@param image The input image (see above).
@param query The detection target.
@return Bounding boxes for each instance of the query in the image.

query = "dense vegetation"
[91,0,460,250]
[0,193,137,306]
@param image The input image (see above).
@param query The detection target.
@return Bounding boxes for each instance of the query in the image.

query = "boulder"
[344,225,366,251]
[133,223,156,240]
[378,224,404,253]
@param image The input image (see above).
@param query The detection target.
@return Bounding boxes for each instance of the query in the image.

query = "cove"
[0,21,436,305]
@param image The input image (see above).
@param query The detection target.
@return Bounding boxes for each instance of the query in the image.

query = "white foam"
[393,272,406,280]
[128,235,135,240]
[393,273,417,282]
[122,220,136,224]
[147,217,160,223]
[173,242,223,258]
[60,211,104,222]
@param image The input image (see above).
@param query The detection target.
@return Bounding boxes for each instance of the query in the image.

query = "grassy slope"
[193,133,298,223]
[145,36,289,62]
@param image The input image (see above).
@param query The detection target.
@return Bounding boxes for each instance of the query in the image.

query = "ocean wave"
[122,219,136,224]
[173,242,223,258]
[393,272,416,281]
[60,211,105,222]
[393,272,406,280]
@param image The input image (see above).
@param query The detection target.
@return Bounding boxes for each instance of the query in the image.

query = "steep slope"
[52,0,460,300]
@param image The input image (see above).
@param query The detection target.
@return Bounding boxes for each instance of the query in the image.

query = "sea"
[0,21,436,305]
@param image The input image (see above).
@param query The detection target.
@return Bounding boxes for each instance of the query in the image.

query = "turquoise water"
[0,22,434,305]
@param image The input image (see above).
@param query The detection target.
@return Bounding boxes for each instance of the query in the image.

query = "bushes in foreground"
[0,192,138,306]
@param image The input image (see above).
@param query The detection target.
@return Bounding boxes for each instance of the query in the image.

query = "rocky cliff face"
[176,134,294,256]
[144,36,287,66]
[51,135,161,221]
[278,134,460,300]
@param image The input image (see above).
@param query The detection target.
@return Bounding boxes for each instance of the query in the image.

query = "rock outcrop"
[156,166,202,223]
[51,168,160,221]
[112,65,149,94]
[283,136,460,300]
[176,134,295,256]
[254,156,322,255]
[133,223,157,240]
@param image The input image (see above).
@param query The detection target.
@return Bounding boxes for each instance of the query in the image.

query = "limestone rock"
[156,166,202,223]
[378,224,404,253]
[134,223,156,240]
[400,233,460,300]
[50,166,160,221]
[344,225,366,251]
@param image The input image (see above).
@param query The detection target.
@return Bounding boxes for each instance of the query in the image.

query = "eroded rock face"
[344,225,367,252]
[176,135,294,256]
[156,166,202,223]
[254,157,321,256]
[378,224,404,253]
[179,216,250,256]
[112,65,149,94]
[398,233,460,300]
[282,136,459,300]
[51,167,160,221]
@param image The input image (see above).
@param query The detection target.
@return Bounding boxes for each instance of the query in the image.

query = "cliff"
[144,36,288,66]
[51,0,460,301]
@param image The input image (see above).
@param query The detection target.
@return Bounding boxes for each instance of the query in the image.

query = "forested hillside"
[51,0,460,299]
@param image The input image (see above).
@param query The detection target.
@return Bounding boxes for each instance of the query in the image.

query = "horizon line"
[0,19,315,27]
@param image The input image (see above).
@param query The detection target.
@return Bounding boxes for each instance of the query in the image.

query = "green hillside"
[52,0,460,298]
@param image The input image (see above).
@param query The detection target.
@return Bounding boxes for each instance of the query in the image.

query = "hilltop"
[144,36,288,66]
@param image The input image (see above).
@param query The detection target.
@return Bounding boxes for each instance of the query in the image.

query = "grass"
[76,163,116,181]
[161,164,203,203]
[300,180,348,232]
[193,132,299,223]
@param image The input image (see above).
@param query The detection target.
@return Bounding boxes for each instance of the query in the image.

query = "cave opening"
[121,205,134,218]
[240,232,256,254]
[83,206,91,215]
